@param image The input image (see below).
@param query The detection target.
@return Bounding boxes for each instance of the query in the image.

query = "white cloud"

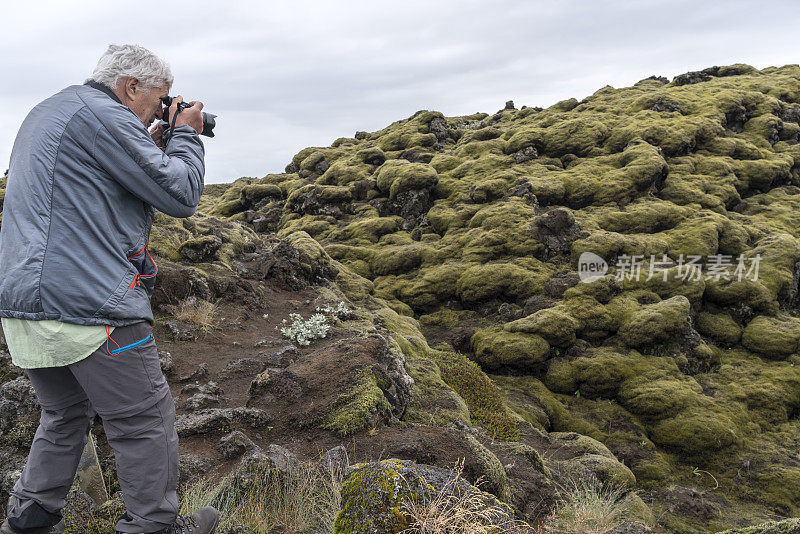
[1,0,799,182]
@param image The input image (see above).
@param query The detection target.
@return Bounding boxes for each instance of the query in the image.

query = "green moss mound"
[324,367,393,437]
[427,351,519,440]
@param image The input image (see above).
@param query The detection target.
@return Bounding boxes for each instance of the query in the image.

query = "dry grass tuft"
[540,478,643,534]
[399,459,535,534]
[162,296,218,330]
[179,459,343,533]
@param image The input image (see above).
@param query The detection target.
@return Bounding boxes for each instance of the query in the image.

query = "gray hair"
[86,44,173,91]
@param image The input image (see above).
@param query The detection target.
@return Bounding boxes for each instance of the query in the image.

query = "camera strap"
[170,105,180,132]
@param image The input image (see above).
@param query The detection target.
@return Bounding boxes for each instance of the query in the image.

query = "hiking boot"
[1,519,64,534]
[2,495,64,534]
[162,507,219,534]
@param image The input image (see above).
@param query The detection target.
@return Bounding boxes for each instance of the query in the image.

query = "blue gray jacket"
[0,83,205,326]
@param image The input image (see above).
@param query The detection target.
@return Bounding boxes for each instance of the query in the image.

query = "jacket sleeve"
[91,109,205,218]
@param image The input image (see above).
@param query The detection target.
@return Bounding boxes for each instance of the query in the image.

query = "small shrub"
[281,313,330,346]
[162,296,218,330]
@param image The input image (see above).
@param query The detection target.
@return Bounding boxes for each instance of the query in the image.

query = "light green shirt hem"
[1,318,114,369]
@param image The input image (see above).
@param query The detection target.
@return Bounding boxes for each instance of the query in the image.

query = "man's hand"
[169,95,204,135]
[149,122,165,151]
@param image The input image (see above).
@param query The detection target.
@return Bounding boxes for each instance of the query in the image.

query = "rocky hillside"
[3,63,800,533]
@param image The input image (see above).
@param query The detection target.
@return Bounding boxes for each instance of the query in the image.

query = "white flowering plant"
[315,301,353,320]
[280,301,353,346]
[280,313,330,346]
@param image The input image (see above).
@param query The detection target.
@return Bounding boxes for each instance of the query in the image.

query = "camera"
[160,96,217,138]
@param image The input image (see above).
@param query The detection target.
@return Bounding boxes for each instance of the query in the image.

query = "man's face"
[127,83,170,127]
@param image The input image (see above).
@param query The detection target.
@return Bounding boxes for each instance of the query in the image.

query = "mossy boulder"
[696,311,742,344]
[456,261,551,306]
[62,490,126,534]
[555,453,637,490]
[503,306,580,347]
[617,295,690,348]
[649,411,740,454]
[239,183,282,207]
[332,459,513,534]
[449,425,513,502]
[742,315,800,359]
[545,347,664,398]
[401,358,471,427]
[471,327,550,370]
[548,432,639,490]
[617,374,703,418]
[375,160,438,200]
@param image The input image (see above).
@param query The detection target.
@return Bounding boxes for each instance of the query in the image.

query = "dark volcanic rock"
[400,149,435,164]
[248,241,334,291]
[234,445,299,482]
[369,335,414,420]
[179,235,223,263]
[261,345,299,368]
[165,320,199,342]
[219,358,267,380]
[673,66,721,86]
[522,295,555,317]
[174,407,271,437]
[151,263,213,310]
[321,445,349,479]
[249,368,304,401]
[390,190,432,229]
[178,454,212,487]
[182,393,221,411]
[514,146,538,164]
[429,116,450,143]
[175,409,231,437]
[158,350,175,376]
[178,362,209,382]
[651,97,684,114]
[180,381,223,396]
[532,207,587,255]
[218,430,257,460]
[656,485,727,521]
[544,272,581,299]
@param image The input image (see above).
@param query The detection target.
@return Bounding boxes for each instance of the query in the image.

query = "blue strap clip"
[110,333,154,355]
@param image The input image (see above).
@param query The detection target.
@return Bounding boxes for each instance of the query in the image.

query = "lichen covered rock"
[332,459,514,534]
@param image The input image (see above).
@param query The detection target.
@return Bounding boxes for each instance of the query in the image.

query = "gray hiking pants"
[6,321,178,533]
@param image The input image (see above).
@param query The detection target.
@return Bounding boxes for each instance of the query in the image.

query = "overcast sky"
[2,0,799,184]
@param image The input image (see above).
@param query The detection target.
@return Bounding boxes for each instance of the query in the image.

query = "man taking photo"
[0,44,218,534]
